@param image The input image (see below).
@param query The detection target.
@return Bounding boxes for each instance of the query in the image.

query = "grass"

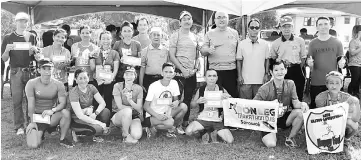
[1,84,361,160]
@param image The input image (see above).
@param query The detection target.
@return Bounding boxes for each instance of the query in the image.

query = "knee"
[185,127,193,136]
[218,129,234,143]
[179,103,188,113]
[61,109,71,119]
[99,108,110,123]
[120,108,133,118]
[263,140,277,148]
[131,124,143,140]
[164,118,174,127]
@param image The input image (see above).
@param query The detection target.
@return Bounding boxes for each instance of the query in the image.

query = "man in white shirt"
[143,63,188,138]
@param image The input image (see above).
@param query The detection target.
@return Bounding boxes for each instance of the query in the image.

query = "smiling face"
[16,19,29,31]
[205,70,218,85]
[137,19,149,34]
[214,12,229,29]
[149,31,161,45]
[271,63,287,80]
[180,15,193,29]
[75,71,89,88]
[99,33,112,48]
[123,71,136,84]
[316,19,330,35]
[121,26,133,40]
[53,32,67,46]
[326,76,343,94]
[39,66,53,82]
[80,28,91,41]
[248,21,260,38]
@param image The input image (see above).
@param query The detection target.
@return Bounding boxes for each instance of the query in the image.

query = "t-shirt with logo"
[204,27,239,70]
[72,42,99,81]
[112,82,143,113]
[69,84,99,118]
[25,77,66,114]
[112,40,142,79]
[308,37,343,86]
[42,45,71,83]
[270,35,306,64]
[145,80,180,117]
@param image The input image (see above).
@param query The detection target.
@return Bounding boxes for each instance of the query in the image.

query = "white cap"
[15,12,30,21]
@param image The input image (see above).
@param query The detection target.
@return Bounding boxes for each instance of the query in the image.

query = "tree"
[1,10,15,40]
[251,10,279,29]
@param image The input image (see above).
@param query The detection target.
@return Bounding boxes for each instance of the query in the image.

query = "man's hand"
[4,44,14,53]
[221,93,231,99]
[208,46,216,55]
[41,110,54,117]
[29,46,39,56]
[196,97,207,104]
[300,102,309,113]
[307,57,314,67]
[180,68,190,78]
[238,76,244,86]
[89,113,97,119]
[155,114,168,121]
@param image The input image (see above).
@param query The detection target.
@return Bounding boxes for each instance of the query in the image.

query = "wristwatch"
[51,108,57,112]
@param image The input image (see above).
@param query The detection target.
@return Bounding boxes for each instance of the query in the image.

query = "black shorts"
[196,120,224,131]
[36,123,57,133]
[111,109,140,120]
[261,111,291,138]
[143,117,152,128]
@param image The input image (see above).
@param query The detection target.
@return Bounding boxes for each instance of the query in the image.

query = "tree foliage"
[1,10,15,40]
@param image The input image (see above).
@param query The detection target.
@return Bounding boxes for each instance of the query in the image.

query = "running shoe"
[344,138,353,159]
[145,127,157,138]
[285,137,298,148]
[165,132,177,138]
[92,136,104,143]
[176,126,185,135]
[60,139,74,148]
[16,128,24,135]
[201,132,210,144]
[210,130,219,143]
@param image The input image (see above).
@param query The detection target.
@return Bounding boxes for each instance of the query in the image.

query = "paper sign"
[98,72,112,79]
[13,42,31,50]
[156,98,172,106]
[204,91,222,108]
[123,56,141,66]
[52,55,66,62]
[303,102,349,154]
[223,98,279,133]
[33,114,51,124]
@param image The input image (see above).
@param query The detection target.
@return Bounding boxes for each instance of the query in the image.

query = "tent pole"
[202,10,207,78]
[28,7,35,29]
[241,15,248,40]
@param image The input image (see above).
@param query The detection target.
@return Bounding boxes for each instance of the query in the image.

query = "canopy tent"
[1,0,209,24]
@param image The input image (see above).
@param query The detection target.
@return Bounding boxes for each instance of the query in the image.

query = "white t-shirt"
[145,80,180,117]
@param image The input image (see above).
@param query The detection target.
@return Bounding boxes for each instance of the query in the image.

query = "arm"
[300,38,307,67]
[53,83,67,112]
[169,47,187,72]
[70,102,103,125]
[143,101,159,117]
[25,80,35,122]
[93,92,106,114]
[139,50,146,86]
[349,39,361,56]
[190,89,200,109]
[112,61,119,80]
[346,96,360,122]
[89,59,96,72]
[1,35,11,62]
[128,98,143,114]
[200,33,211,56]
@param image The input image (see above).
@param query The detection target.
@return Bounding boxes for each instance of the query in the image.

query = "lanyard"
[101,49,110,66]
[327,91,341,105]
[273,80,285,103]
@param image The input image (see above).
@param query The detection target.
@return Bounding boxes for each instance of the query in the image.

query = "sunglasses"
[249,26,260,30]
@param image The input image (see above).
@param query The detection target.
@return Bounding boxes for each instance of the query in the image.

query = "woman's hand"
[41,110,54,117]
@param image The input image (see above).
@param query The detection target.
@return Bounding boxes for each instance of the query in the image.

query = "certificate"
[155,98,172,106]
[33,114,51,124]
[96,66,112,81]
[13,42,31,50]
[123,56,141,66]
[52,55,66,62]
[204,91,222,108]
[98,72,112,80]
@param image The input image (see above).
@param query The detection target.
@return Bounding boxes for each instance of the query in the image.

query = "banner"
[303,102,349,154]
[223,98,279,133]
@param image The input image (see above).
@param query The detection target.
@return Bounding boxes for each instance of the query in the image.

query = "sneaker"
[103,127,110,135]
[210,130,219,143]
[145,127,157,138]
[92,136,104,143]
[285,137,298,148]
[201,132,210,144]
[123,134,138,144]
[60,139,74,148]
[71,130,79,143]
[165,132,177,138]
[16,128,24,135]
[176,126,185,135]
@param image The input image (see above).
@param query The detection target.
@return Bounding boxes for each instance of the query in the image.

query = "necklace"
[52,45,63,56]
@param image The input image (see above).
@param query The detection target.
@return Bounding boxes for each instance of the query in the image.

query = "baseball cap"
[15,12,30,21]
[38,58,54,68]
[279,16,293,26]
[326,71,344,81]
[179,11,192,20]
[149,27,163,34]
[125,66,136,74]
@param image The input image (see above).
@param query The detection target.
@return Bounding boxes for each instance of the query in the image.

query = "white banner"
[223,98,279,133]
[303,102,349,154]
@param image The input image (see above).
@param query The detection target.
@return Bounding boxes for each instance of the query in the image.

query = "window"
[304,17,315,26]
[344,16,350,24]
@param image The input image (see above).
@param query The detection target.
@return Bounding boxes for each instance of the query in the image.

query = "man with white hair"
[1,12,38,135]
[140,27,170,90]
[201,11,239,98]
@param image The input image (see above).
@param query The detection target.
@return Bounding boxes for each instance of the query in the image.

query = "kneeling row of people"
[25,60,359,150]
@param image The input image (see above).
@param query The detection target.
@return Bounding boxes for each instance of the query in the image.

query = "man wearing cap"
[271,16,306,102]
[201,11,239,98]
[307,17,344,109]
[140,27,169,90]
[1,12,38,135]
[169,11,200,127]
[237,18,270,99]
[25,59,74,148]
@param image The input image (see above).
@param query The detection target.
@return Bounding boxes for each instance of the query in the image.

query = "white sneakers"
[16,128,24,135]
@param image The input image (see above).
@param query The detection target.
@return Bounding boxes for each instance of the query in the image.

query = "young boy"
[185,69,233,143]
[143,63,187,138]
[315,71,360,153]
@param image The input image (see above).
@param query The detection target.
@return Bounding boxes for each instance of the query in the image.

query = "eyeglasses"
[249,26,260,30]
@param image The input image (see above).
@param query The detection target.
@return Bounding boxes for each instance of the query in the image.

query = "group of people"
[1,10,360,153]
